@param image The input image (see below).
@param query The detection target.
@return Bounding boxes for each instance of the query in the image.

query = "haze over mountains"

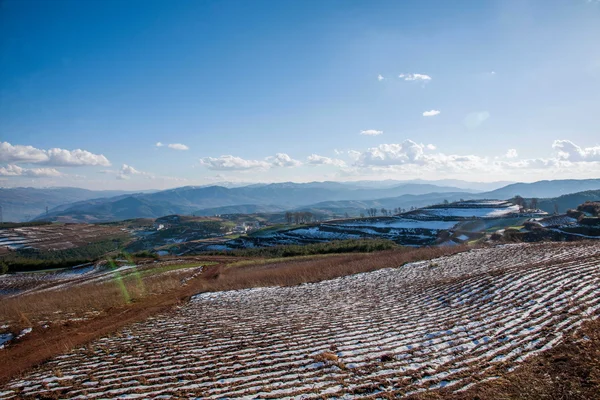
[0,178,597,223]
[0,187,153,222]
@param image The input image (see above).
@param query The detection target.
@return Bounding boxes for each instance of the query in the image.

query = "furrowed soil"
[1,242,599,398]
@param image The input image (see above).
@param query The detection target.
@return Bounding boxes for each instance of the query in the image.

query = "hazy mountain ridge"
[484,179,600,199]
[3,179,599,223]
[530,190,600,214]
[0,187,151,222]
[33,182,475,222]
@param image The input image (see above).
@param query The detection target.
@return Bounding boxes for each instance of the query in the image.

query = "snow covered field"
[409,201,523,219]
[2,242,600,399]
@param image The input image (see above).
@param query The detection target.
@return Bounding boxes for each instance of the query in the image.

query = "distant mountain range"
[483,179,600,199]
[0,187,153,222]
[31,182,475,222]
[1,178,599,223]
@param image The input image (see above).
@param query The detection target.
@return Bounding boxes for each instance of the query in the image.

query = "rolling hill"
[20,179,600,223]
[483,178,600,199]
[0,187,152,222]
[34,182,475,222]
[530,189,600,214]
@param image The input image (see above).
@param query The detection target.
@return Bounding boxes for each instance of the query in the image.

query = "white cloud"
[0,142,110,167]
[267,153,302,168]
[167,143,189,151]
[355,140,428,167]
[552,140,600,161]
[464,111,490,129]
[0,164,62,177]
[377,74,384,81]
[426,144,437,150]
[45,148,111,167]
[506,149,518,158]
[307,154,346,167]
[422,110,440,117]
[117,164,149,180]
[200,155,271,171]
[349,139,600,180]
[0,142,47,163]
[360,129,383,136]
[120,164,143,175]
[201,153,302,170]
[399,73,432,81]
[156,142,189,150]
[347,150,361,161]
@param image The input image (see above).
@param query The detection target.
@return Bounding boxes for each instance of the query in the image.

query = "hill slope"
[483,179,600,199]
[0,187,148,222]
[36,183,474,222]
[532,190,600,214]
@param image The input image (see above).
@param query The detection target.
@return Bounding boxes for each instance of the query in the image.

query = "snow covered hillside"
[3,242,599,399]
[225,200,536,248]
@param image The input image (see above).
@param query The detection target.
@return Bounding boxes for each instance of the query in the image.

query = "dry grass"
[0,267,201,331]
[0,245,469,334]
[195,245,472,293]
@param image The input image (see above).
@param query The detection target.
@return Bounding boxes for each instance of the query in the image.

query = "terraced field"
[2,242,600,399]
[0,224,125,254]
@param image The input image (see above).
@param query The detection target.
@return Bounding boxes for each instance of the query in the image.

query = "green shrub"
[206,239,398,258]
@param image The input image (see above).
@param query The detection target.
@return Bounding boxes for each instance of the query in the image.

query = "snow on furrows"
[3,242,600,399]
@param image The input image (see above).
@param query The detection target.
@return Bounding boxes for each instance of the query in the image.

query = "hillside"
[193,204,287,216]
[22,179,600,223]
[0,187,148,222]
[531,190,600,214]
[483,179,600,199]
[35,183,474,222]
[208,200,538,251]
[2,242,599,398]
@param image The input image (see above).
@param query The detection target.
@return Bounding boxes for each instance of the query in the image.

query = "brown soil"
[0,260,230,386]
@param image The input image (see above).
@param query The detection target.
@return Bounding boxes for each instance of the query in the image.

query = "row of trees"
[362,206,420,218]
[512,196,539,211]
[284,211,315,224]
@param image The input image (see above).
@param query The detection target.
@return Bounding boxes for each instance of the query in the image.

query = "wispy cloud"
[167,143,189,150]
[117,164,151,180]
[0,164,62,177]
[307,154,346,167]
[156,142,189,150]
[505,149,518,158]
[200,155,271,171]
[377,74,384,81]
[464,111,490,129]
[422,110,440,117]
[360,129,383,136]
[399,73,432,81]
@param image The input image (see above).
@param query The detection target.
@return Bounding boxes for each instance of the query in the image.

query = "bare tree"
[513,195,524,207]
[530,198,538,210]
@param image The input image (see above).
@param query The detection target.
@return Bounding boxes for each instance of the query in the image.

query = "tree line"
[284,212,315,224]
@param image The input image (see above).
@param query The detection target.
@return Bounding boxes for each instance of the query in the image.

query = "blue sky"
[1,0,599,189]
